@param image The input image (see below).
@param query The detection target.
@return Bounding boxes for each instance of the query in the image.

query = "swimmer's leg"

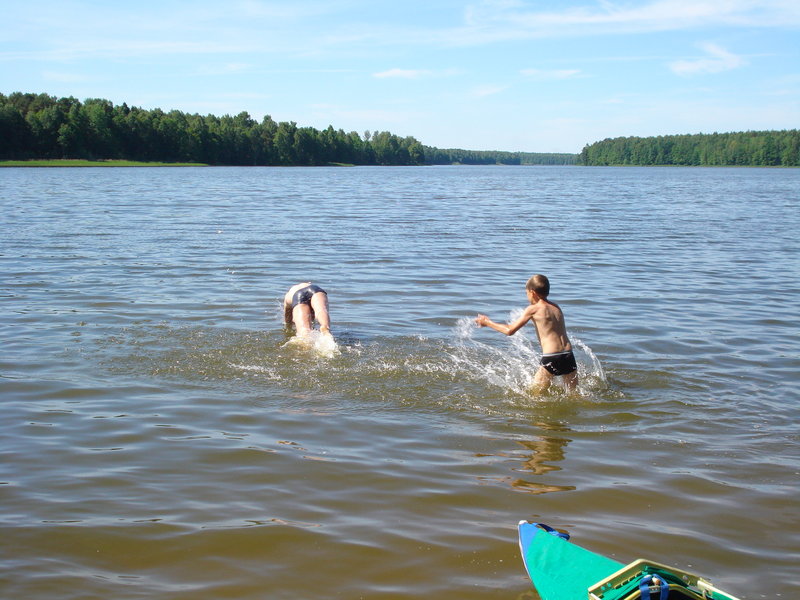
[309,291,331,335]
[532,366,553,393]
[562,370,579,392]
[292,304,314,337]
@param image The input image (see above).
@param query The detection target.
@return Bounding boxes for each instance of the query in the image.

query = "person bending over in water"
[475,274,578,392]
[283,282,332,338]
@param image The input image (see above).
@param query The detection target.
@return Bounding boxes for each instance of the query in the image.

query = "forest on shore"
[3,92,797,167]
[0,92,568,167]
[424,147,576,165]
[0,92,422,166]
[580,130,800,167]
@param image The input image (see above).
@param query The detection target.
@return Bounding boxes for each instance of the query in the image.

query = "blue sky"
[3,0,799,152]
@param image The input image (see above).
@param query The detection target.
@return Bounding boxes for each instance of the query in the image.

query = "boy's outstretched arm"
[475,308,532,336]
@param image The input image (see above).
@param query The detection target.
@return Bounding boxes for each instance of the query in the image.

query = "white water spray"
[282,330,340,359]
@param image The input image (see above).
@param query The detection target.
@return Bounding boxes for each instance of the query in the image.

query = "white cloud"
[470,84,507,97]
[236,1,338,20]
[42,70,90,83]
[520,68,582,80]
[373,68,431,79]
[449,0,800,45]
[194,62,255,76]
[669,43,747,76]
[372,68,463,79]
[757,73,800,97]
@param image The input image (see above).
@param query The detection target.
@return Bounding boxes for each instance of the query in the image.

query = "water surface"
[1,166,798,599]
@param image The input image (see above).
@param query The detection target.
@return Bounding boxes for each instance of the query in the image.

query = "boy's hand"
[475,314,488,327]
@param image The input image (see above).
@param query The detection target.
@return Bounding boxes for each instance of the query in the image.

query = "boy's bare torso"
[526,300,572,355]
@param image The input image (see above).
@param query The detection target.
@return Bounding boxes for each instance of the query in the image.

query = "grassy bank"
[0,159,208,167]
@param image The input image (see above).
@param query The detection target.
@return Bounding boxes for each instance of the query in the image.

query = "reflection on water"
[517,430,571,476]
[476,421,575,495]
[511,426,575,494]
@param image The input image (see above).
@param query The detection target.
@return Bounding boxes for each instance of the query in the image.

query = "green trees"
[579,131,800,167]
[9,91,795,168]
[423,147,577,165]
[0,92,426,166]
[0,102,30,159]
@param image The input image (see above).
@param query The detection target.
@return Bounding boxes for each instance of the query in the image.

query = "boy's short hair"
[526,274,550,297]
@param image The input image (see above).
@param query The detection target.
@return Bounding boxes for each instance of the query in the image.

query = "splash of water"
[450,314,607,398]
[102,318,607,412]
[573,337,606,386]
[282,330,340,359]
[451,315,538,397]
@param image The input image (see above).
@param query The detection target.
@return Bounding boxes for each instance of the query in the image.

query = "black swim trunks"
[540,350,577,376]
[291,284,326,308]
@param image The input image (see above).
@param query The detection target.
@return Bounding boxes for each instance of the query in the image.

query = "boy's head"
[526,274,550,298]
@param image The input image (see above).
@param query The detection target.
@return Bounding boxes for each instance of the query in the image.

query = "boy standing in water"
[283,282,332,338]
[475,274,578,392]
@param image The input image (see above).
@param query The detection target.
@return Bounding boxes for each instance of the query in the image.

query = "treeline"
[0,92,425,166]
[424,146,577,165]
[580,130,800,167]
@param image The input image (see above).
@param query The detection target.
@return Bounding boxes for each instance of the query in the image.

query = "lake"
[1,165,798,599]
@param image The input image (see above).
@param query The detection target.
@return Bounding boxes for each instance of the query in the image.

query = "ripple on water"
[2,166,799,599]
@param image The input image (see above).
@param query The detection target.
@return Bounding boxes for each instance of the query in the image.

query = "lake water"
[1,165,798,599]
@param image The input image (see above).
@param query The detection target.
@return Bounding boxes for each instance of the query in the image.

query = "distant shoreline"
[4,159,796,169]
[3,93,797,167]
[0,159,573,168]
[0,159,208,168]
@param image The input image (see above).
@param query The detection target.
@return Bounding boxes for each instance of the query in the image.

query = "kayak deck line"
[518,521,740,600]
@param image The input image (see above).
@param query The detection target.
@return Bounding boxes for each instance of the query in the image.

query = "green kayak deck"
[518,521,740,600]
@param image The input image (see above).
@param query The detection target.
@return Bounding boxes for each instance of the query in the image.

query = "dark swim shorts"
[540,350,577,376]
[291,284,326,308]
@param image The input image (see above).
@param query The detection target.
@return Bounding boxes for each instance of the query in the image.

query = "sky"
[2,0,799,153]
